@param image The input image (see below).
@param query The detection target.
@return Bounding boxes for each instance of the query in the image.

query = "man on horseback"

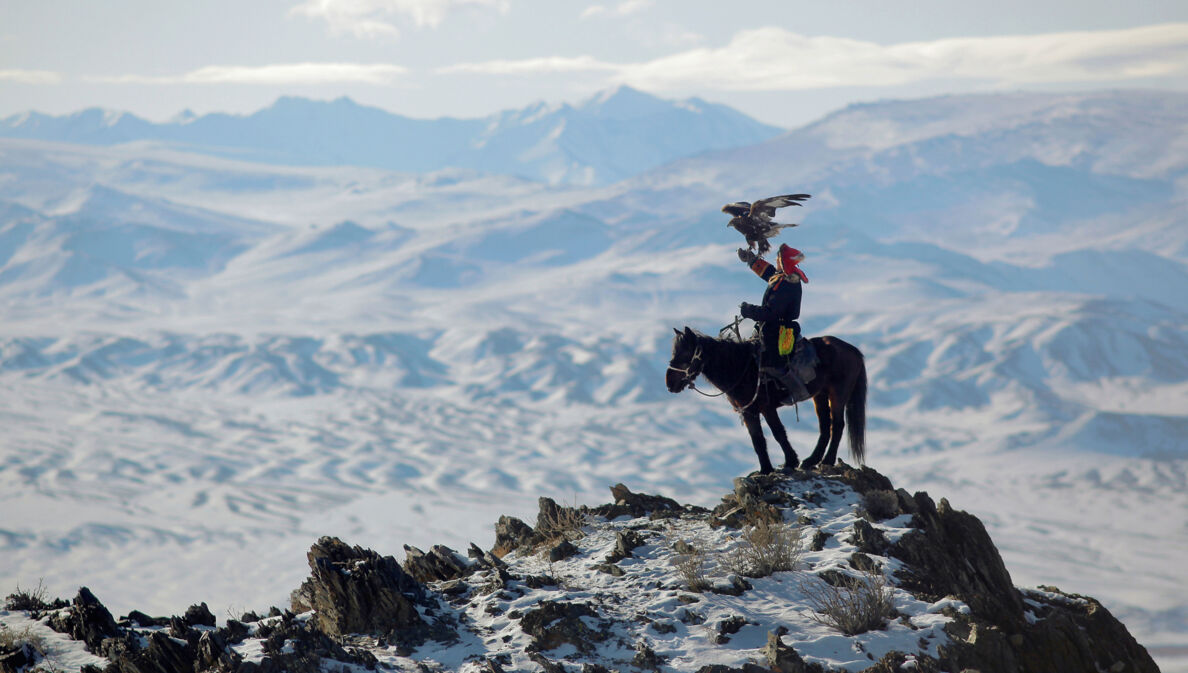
[737,243,814,404]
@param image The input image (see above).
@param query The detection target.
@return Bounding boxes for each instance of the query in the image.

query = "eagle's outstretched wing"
[721,201,751,217]
[749,194,810,221]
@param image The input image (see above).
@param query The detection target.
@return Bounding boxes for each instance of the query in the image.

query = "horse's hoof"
[781,462,799,474]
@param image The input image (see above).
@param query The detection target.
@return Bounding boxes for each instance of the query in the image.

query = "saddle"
[755,336,818,404]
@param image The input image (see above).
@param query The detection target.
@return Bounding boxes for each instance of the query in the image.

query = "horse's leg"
[800,392,832,469]
[761,405,799,472]
[742,411,774,475]
[822,389,847,466]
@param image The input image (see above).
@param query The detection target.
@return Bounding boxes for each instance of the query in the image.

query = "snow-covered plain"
[1,90,1186,669]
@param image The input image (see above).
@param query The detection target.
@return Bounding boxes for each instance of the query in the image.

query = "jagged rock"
[850,552,880,574]
[183,602,216,627]
[0,643,34,673]
[650,620,677,634]
[933,587,1160,673]
[290,536,428,641]
[403,544,473,583]
[122,610,170,627]
[196,630,236,671]
[764,631,815,673]
[860,490,901,521]
[717,615,749,635]
[889,494,1025,629]
[632,641,665,671]
[817,464,894,495]
[468,542,508,569]
[120,631,194,673]
[219,619,250,644]
[548,539,579,562]
[810,529,831,551]
[168,616,198,644]
[492,515,541,556]
[606,530,646,563]
[593,483,689,519]
[849,519,890,555]
[520,601,608,654]
[47,587,120,653]
[595,562,625,576]
[529,652,566,673]
[709,476,786,528]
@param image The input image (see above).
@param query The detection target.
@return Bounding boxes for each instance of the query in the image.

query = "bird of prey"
[723,194,811,255]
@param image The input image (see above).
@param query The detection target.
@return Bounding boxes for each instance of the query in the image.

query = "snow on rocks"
[0,465,1160,672]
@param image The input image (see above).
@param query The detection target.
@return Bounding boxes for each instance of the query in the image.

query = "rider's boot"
[761,366,811,404]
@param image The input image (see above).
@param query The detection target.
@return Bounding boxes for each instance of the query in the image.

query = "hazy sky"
[3,0,1187,127]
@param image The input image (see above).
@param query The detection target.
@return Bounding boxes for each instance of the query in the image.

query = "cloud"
[291,0,509,38]
[91,63,408,86]
[438,55,619,75]
[439,23,1188,91]
[0,69,62,84]
[580,0,652,20]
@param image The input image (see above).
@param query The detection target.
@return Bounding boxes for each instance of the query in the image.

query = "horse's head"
[666,327,704,393]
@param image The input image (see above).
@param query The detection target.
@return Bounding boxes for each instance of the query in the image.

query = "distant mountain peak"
[578,85,673,119]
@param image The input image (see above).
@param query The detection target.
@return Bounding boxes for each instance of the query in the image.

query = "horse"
[665,326,867,474]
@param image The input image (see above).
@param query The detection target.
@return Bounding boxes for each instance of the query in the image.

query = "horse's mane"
[689,330,756,372]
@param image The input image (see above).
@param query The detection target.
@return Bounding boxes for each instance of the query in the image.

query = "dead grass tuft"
[802,571,896,635]
[722,519,803,578]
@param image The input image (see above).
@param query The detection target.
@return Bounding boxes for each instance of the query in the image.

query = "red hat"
[778,244,808,283]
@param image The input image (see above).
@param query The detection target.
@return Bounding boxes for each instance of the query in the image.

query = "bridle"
[667,342,706,392]
[668,339,761,409]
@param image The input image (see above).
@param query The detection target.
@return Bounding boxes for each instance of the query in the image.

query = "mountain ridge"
[0,88,784,186]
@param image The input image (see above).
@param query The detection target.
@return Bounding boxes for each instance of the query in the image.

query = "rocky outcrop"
[889,492,1025,629]
[592,483,702,520]
[0,643,35,673]
[5,466,1159,673]
[492,515,541,556]
[519,600,610,654]
[289,536,426,641]
[936,587,1160,673]
[47,587,120,651]
[402,543,474,583]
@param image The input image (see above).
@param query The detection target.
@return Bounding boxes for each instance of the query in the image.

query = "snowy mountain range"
[0,88,1186,670]
[0,87,782,186]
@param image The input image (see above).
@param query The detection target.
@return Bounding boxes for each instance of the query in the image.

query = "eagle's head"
[726,215,750,231]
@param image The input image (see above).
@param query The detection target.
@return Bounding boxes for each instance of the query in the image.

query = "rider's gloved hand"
[737,248,758,265]
[739,302,761,320]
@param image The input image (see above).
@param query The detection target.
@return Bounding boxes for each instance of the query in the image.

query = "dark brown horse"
[666,327,867,473]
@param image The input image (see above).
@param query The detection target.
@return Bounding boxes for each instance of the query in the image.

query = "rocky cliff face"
[1,466,1159,672]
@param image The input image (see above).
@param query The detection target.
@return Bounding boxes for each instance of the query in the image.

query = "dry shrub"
[534,498,590,543]
[802,571,896,635]
[723,519,803,578]
[673,544,711,592]
[0,623,49,656]
[4,580,57,612]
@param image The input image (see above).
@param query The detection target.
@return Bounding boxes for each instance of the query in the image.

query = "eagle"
[723,193,810,255]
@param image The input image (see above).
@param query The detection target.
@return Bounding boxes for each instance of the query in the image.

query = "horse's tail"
[847,349,867,466]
